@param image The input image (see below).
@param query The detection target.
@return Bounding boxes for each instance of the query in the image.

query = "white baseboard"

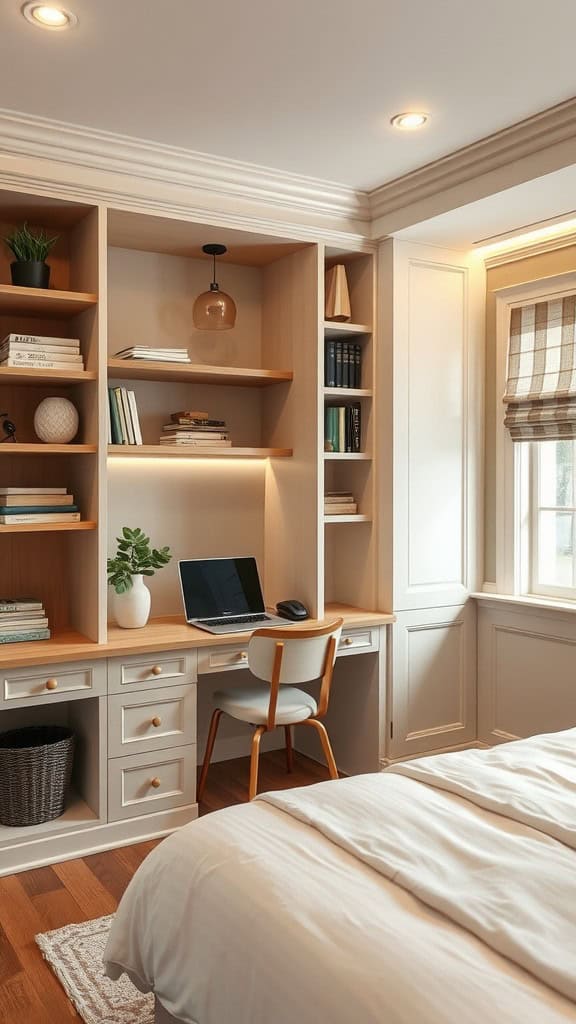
[379,739,486,770]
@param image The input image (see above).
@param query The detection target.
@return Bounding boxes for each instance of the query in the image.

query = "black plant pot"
[10,261,50,289]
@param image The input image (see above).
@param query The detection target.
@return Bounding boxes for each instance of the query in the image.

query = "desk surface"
[0,604,395,670]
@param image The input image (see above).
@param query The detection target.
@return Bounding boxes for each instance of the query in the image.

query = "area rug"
[36,914,154,1024]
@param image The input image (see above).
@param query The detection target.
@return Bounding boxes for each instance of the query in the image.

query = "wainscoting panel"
[478,602,576,744]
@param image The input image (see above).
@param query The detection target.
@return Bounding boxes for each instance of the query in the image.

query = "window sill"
[471,591,576,615]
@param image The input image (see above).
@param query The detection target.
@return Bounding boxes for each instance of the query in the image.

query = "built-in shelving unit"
[0,520,97,534]
[324,514,372,524]
[0,366,97,385]
[324,452,372,461]
[108,358,292,387]
[0,443,97,454]
[0,283,97,316]
[323,386,372,399]
[108,445,292,459]
[324,321,372,336]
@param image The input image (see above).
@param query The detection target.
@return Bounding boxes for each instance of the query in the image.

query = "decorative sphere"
[34,397,79,444]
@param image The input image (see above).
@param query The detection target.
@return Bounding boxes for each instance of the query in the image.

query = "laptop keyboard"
[197,614,270,626]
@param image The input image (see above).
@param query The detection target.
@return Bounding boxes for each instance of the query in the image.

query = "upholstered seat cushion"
[214,684,317,726]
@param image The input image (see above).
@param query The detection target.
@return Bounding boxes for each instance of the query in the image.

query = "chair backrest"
[248,618,343,685]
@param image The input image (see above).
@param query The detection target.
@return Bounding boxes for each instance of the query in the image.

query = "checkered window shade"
[504,295,576,441]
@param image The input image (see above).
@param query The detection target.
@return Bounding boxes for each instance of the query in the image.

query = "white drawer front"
[197,644,250,675]
[337,628,379,657]
[1,659,106,707]
[108,650,196,693]
[108,745,196,821]
[108,683,196,758]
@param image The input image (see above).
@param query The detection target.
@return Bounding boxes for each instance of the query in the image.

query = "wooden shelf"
[108,445,292,459]
[324,321,372,336]
[0,366,96,386]
[323,452,372,461]
[0,790,98,847]
[108,358,293,387]
[324,514,372,523]
[0,443,97,455]
[323,387,372,398]
[0,521,97,535]
[0,284,97,317]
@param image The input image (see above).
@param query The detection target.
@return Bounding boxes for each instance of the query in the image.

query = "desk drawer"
[108,683,196,758]
[1,659,106,707]
[108,745,196,821]
[337,628,379,657]
[197,644,250,675]
[108,650,196,694]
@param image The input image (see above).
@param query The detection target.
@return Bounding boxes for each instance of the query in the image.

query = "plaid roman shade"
[503,295,576,441]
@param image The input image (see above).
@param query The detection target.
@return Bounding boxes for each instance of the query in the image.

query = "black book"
[325,340,336,387]
[352,404,361,452]
[354,344,362,389]
[345,406,352,452]
[342,342,350,388]
[335,342,343,387]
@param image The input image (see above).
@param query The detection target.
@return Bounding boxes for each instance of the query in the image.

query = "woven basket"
[0,725,75,827]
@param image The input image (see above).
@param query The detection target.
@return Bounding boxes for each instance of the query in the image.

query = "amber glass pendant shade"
[193,243,236,330]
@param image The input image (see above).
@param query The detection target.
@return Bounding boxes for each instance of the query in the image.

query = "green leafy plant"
[4,222,59,263]
[107,527,172,594]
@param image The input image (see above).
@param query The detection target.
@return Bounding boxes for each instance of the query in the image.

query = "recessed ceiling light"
[390,112,429,131]
[21,3,77,29]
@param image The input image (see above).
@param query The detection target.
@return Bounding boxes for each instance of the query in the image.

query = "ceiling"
[1,0,576,192]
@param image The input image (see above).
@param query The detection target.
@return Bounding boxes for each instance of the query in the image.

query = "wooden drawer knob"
[150,777,161,788]
[45,678,58,690]
[151,665,163,676]
[238,651,247,660]
[343,637,353,646]
[151,716,162,728]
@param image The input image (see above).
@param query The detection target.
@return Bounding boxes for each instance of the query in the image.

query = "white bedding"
[104,730,576,1024]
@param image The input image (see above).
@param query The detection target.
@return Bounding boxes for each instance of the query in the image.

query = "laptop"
[178,556,288,634]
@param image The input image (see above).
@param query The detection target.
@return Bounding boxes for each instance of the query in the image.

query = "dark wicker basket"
[0,725,75,827]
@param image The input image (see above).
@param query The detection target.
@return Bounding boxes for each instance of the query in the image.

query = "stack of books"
[324,491,358,516]
[159,410,231,448]
[108,387,143,445]
[325,340,362,388]
[114,346,191,364]
[0,598,50,644]
[324,404,361,453]
[0,333,84,371]
[0,487,80,526]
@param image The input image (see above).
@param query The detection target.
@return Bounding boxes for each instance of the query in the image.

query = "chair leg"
[304,719,339,780]
[249,726,266,801]
[284,726,294,773]
[197,709,223,801]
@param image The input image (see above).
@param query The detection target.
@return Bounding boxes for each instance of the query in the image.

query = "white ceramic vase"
[112,574,151,629]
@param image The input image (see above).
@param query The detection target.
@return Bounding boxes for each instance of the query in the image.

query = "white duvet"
[104,729,576,1024]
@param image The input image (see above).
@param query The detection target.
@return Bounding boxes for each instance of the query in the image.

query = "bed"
[104,728,576,1024]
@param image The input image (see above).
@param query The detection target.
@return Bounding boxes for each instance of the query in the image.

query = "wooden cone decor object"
[325,264,351,322]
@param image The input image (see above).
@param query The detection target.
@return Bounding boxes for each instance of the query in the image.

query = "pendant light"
[193,244,236,330]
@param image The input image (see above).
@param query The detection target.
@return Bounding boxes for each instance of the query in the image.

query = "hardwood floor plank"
[19,866,64,899]
[52,858,117,919]
[82,848,141,904]
[31,889,85,933]
[113,839,160,876]
[0,923,21,986]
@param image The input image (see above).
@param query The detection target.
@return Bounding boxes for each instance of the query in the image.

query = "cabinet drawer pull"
[151,665,163,676]
[343,637,354,646]
[150,777,161,788]
[238,651,247,660]
[151,716,162,728]
[45,678,58,690]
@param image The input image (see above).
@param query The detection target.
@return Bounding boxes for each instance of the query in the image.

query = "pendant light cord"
[212,251,217,287]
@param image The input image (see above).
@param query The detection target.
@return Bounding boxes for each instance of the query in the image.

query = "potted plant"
[107,527,172,629]
[4,223,59,289]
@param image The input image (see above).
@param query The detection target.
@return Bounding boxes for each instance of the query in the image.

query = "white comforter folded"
[104,729,576,1024]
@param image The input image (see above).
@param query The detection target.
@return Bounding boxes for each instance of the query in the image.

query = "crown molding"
[0,108,369,226]
[369,97,576,233]
[482,229,576,268]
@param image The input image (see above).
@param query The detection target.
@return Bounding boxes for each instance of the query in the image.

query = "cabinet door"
[389,602,476,759]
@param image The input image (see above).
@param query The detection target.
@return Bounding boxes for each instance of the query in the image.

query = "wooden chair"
[197,618,344,801]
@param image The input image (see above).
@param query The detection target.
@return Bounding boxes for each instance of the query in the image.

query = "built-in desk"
[0,604,393,876]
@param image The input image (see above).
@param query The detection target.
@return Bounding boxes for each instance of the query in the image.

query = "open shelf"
[324,514,372,524]
[324,452,372,461]
[0,284,97,317]
[108,445,292,459]
[0,789,99,848]
[324,321,372,336]
[108,358,293,387]
[0,366,97,386]
[323,387,372,398]
[0,443,97,455]
[0,521,96,534]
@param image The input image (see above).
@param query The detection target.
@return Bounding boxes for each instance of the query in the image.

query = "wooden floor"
[0,750,331,1023]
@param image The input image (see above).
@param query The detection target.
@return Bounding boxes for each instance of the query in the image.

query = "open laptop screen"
[179,557,265,620]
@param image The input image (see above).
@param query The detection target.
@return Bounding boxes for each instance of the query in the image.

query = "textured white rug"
[36,914,154,1024]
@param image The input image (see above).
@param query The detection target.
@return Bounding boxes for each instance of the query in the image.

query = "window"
[528,439,576,598]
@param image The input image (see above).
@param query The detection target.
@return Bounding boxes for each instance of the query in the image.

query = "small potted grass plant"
[4,223,59,289]
[107,527,172,628]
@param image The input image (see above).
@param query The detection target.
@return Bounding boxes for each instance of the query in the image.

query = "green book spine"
[328,407,338,452]
[0,629,51,644]
[108,389,122,444]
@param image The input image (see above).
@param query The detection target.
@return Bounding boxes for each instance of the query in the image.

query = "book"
[170,411,210,422]
[1,358,84,371]
[0,611,48,622]
[0,487,67,496]
[114,347,190,362]
[119,388,136,444]
[338,407,346,452]
[324,504,358,515]
[351,404,361,452]
[0,512,81,524]
[324,493,354,503]
[115,347,189,356]
[158,439,232,447]
[0,599,43,612]
[335,345,343,387]
[108,389,123,444]
[0,618,49,631]
[342,342,350,388]
[162,422,227,431]
[0,630,51,644]
[160,431,229,440]
[354,343,361,389]
[113,387,129,444]
[0,494,74,506]
[325,340,336,387]
[0,505,78,514]
[1,339,79,352]
[0,345,83,362]
[127,390,143,445]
